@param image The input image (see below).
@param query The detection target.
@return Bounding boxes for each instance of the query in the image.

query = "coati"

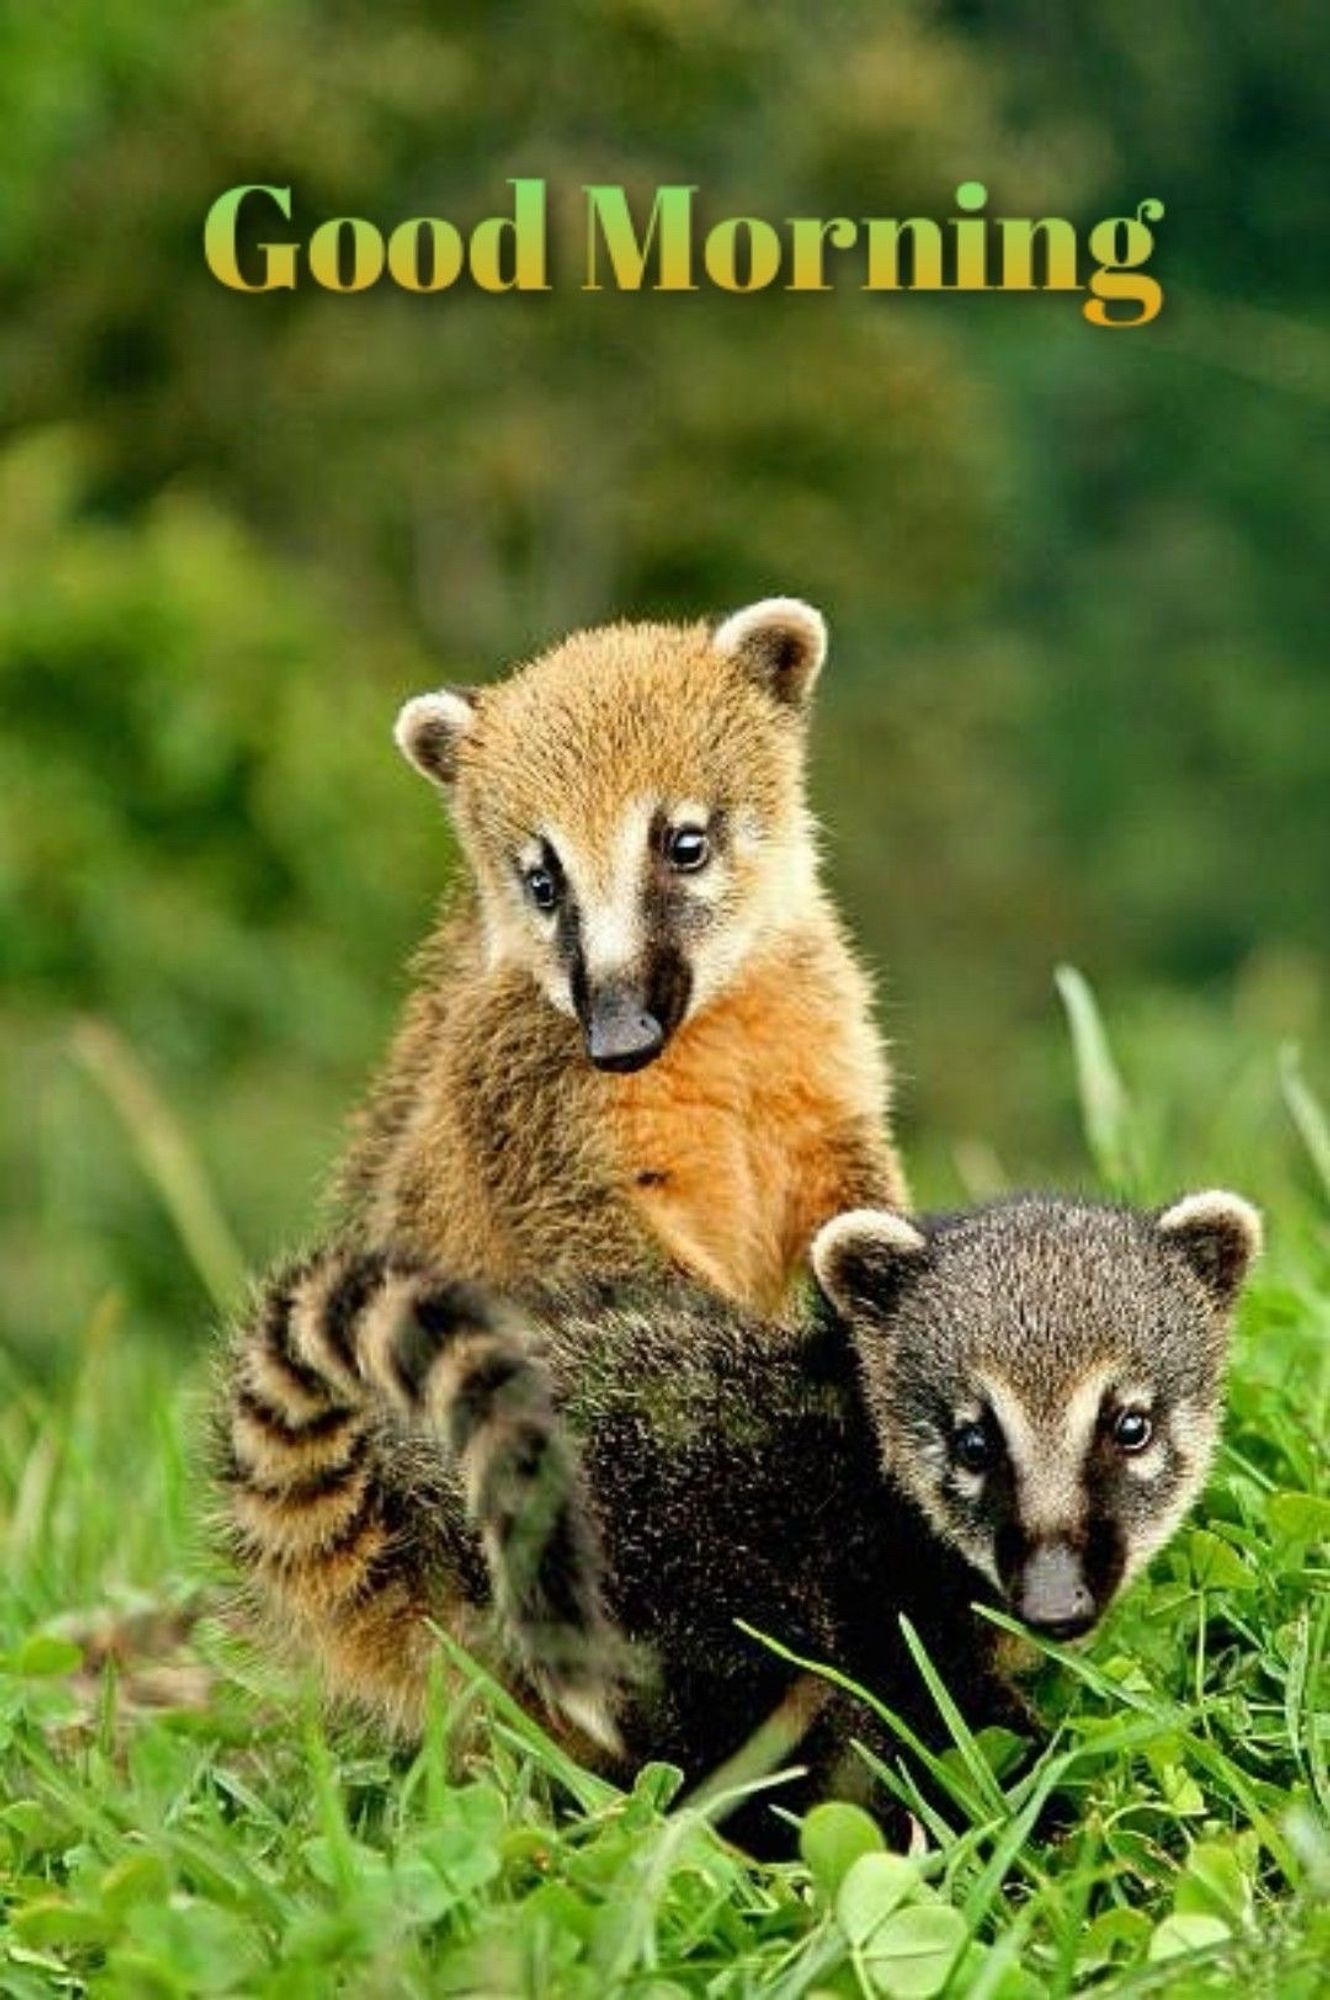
[336,598,904,1313]
[220,1189,1259,1833]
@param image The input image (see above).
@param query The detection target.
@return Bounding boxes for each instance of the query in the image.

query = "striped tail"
[219,1245,622,1750]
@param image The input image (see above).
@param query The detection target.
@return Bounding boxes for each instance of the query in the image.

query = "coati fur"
[336,598,904,1313]
[219,1189,1259,1840]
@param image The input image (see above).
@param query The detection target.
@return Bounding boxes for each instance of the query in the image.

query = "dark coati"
[338,598,904,1313]
[221,1189,1259,1822]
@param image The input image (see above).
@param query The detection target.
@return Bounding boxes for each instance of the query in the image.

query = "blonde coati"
[220,1189,1259,1833]
[337,597,904,1313]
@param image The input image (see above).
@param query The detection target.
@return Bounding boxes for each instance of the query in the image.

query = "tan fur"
[610,934,895,1310]
[339,606,905,1311]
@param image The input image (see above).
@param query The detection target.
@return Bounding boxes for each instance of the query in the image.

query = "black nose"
[1015,1542,1097,1641]
[584,988,666,1073]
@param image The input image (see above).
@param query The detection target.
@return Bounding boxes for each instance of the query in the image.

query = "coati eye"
[951,1421,995,1475]
[1112,1408,1153,1454]
[665,827,710,872]
[524,866,560,912]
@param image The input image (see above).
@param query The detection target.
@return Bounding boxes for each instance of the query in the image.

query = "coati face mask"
[393,599,829,1071]
[812,1191,1262,1640]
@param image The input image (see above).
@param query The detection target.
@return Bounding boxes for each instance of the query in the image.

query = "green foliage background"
[0,13,1328,1994]
[2,0,1328,1362]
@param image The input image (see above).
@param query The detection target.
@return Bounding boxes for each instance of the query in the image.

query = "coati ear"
[713,597,828,711]
[811,1208,927,1322]
[394,689,479,789]
[1157,1190,1263,1308]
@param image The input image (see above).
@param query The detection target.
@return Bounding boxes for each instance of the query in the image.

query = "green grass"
[1,978,1328,1997]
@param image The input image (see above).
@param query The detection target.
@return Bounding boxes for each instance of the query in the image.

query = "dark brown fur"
[219,1192,1258,1843]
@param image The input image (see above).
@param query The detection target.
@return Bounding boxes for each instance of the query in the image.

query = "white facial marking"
[732,805,764,855]
[917,1433,949,1474]
[1118,1408,1219,1586]
[981,1364,1118,1536]
[544,802,653,983]
[683,872,725,910]
[588,803,650,976]
[671,799,710,831]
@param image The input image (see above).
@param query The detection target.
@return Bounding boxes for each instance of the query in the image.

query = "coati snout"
[579,983,663,1072]
[997,1496,1132,1640]
[583,987,665,1073]
[1006,1538,1101,1640]
[574,954,693,1072]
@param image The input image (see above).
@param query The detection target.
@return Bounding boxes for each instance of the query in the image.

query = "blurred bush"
[1,1,1326,1362]
[0,428,453,1355]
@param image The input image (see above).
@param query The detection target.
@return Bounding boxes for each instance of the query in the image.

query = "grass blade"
[1054,965,1140,1189]
[70,1017,247,1312]
[898,1616,1008,1817]
[1280,1043,1330,1205]
[734,1620,988,1823]
[423,1619,620,1815]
